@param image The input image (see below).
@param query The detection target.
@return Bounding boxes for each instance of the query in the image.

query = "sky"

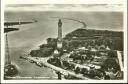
[3,0,124,12]
[5,4,123,12]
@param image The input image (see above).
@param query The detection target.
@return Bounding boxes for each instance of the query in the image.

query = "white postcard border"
[1,0,127,83]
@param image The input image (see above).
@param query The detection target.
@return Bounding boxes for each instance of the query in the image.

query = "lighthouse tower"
[57,19,62,49]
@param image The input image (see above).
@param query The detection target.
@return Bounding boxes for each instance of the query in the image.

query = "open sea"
[4,11,123,79]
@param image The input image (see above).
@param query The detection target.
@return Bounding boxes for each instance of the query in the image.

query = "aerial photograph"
[3,4,124,80]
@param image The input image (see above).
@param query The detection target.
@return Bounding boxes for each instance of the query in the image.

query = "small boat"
[4,64,18,78]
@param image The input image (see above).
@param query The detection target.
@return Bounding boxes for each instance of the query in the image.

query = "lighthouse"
[57,19,62,49]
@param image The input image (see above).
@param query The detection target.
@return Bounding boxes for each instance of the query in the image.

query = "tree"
[101,58,120,72]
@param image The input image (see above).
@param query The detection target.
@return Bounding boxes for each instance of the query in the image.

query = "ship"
[4,19,37,79]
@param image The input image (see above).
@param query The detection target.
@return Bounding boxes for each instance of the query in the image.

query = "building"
[57,19,63,49]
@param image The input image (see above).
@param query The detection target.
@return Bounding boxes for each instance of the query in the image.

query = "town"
[20,19,123,80]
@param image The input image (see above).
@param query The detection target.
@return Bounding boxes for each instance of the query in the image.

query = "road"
[26,56,92,80]
[116,51,123,71]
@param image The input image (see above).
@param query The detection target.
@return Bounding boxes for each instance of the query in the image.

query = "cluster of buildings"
[29,19,123,80]
[48,45,122,79]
